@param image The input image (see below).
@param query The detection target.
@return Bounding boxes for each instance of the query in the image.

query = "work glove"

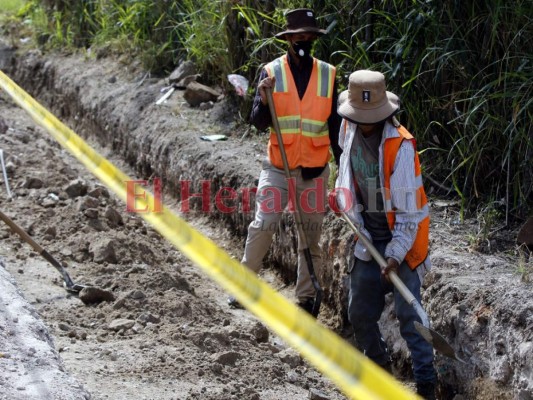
[381,258,399,282]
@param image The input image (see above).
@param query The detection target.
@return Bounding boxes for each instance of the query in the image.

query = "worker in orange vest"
[331,70,436,400]
[228,9,341,316]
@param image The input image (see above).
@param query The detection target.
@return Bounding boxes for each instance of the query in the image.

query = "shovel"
[338,210,465,362]
[0,210,86,293]
[265,88,323,317]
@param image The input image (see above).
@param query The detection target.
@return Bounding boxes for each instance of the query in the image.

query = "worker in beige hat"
[332,70,437,399]
[229,9,341,317]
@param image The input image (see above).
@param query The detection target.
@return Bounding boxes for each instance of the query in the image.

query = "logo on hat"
[338,70,400,125]
[275,8,327,40]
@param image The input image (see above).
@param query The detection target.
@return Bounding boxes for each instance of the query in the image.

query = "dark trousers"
[348,240,436,383]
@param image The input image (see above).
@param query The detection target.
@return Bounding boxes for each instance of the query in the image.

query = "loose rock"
[108,319,135,331]
[64,179,88,198]
[78,286,115,305]
[309,388,330,400]
[210,351,242,366]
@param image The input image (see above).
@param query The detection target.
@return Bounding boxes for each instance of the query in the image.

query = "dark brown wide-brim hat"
[338,70,400,125]
[275,9,327,40]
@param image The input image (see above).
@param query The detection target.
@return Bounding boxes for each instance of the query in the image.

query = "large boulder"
[183,81,221,107]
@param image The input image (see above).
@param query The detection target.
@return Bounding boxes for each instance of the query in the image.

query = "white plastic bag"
[227,74,249,97]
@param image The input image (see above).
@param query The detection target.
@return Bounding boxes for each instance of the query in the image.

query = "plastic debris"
[227,74,249,97]
[200,134,228,141]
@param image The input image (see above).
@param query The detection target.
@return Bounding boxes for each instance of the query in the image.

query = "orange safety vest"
[264,55,335,169]
[382,125,429,269]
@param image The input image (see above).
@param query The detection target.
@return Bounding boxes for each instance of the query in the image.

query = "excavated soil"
[0,41,532,400]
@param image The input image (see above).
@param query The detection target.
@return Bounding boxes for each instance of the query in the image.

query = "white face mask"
[292,41,313,58]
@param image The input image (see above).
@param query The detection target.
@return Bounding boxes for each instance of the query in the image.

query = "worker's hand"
[258,77,276,105]
[328,190,341,217]
[381,258,399,282]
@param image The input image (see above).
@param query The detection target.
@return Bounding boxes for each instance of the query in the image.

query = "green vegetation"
[517,246,532,283]
[0,0,24,26]
[0,0,24,13]
[1,0,532,221]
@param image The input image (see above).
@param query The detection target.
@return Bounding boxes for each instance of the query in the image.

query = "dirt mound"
[0,52,346,399]
[0,42,531,399]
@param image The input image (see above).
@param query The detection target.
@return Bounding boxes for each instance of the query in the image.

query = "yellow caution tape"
[0,69,419,400]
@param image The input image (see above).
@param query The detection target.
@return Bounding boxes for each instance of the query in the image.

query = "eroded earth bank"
[0,42,531,399]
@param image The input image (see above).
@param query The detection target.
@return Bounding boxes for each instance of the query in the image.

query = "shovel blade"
[63,282,86,293]
[311,289,323,318]
[414,321,466,363]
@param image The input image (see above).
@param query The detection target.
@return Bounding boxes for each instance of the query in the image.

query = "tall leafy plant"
[11,0,533,218]
[320,0,532,220]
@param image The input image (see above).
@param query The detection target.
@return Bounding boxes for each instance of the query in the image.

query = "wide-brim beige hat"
[275,9,327,40]
[338,70,399,125]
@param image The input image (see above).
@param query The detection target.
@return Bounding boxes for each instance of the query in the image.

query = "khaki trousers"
[242,159,329,301]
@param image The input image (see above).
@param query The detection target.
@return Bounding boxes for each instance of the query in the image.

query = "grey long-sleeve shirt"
[335,119,432,281]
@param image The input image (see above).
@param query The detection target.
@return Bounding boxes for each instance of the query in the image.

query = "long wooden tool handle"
[339,211,421,310]
[265,88,310,248]
[340,212,464,357]
[265,87,322,316]
[0,210,76,287]
[265,89,291,178]
[0,210,44,253]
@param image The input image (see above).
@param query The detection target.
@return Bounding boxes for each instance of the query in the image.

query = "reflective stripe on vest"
[317,60,334,98]
[270,59,288,93]
[267,57,333,98]
[382,125,429,269]
[264,55,335,169]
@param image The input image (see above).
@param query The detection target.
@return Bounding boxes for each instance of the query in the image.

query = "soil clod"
[78,286,115,305]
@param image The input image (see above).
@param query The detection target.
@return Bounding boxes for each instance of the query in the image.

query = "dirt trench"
[0,44,532,399]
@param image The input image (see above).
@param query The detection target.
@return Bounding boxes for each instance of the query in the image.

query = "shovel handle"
[0,210,76,288]
[265,88,310,248]
[339,211,429,325]
[265,89,292,183]
[0,210,44,253]
[265,86,311,247]
[339,212,466,360]
[265,87,322,316]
